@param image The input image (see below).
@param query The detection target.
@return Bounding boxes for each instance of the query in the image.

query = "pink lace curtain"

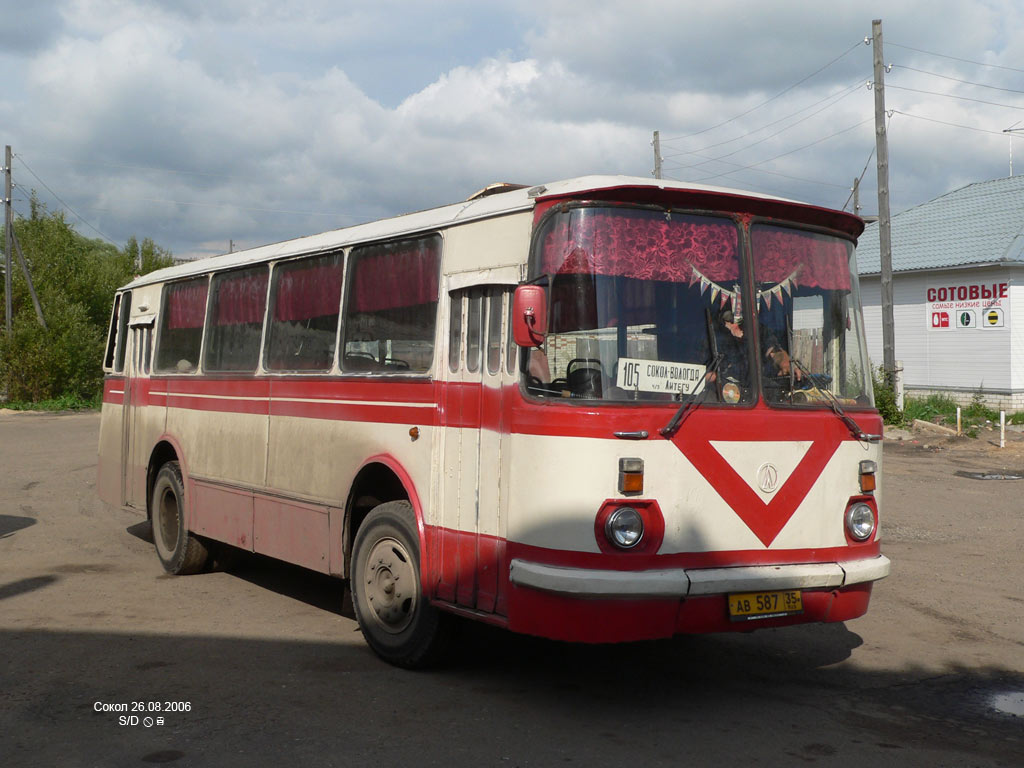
[540,210,740,281]
[751,226,851,290]
[350,236,440,313]
[166,279,209,329]
[273,258,343,322]
[214,268,268,325]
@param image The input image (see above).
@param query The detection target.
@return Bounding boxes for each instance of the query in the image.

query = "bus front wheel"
[351,500,450,668]
[151,461,209,575]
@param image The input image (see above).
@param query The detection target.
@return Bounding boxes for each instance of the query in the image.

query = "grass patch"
[2,391,101,411]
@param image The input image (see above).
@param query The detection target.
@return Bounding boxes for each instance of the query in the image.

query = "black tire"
[151,461,209,575]
[351,500,450,668]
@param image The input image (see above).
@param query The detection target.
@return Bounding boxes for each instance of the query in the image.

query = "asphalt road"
[1,411,1021,767]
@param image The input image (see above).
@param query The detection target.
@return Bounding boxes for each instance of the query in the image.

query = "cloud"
[3,1,1024,260]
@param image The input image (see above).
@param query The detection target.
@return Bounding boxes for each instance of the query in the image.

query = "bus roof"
[122,175,861,290]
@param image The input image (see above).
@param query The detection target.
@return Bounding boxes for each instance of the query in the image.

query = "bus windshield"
[526,205,873,407]
[751,223,873,407]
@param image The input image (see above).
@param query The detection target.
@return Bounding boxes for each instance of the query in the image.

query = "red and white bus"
[98,176,889,667]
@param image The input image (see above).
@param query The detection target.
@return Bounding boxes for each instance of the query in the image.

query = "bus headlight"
[605,506,644,549]
[845,502,876,541]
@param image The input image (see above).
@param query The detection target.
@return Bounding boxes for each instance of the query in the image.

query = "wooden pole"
[872,20,896,382]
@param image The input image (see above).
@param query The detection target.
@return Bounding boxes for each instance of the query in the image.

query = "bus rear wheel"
[351,500,450,668]
[151,461,209,575]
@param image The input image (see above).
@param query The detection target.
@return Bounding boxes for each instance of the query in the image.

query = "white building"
[857,175,1024,410]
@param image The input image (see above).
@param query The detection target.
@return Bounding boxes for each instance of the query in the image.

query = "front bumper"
[509,555,891,598]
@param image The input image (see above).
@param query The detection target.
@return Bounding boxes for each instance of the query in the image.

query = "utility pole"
[852,177,860,217]
[872,19,896,383]
[5,145,12,335]
[652,130,663,179]
[1003,122,1024,176]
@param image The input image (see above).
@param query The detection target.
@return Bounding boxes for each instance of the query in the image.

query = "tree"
[0,196,174,402]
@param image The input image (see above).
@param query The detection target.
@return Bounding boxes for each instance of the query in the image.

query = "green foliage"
[964,390,999,423]
[903,393,958,425]
[1009,411,1024,426]
[0,195,173,403]
[871,367,903,426]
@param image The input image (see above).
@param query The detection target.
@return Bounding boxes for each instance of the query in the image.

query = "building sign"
[926,281,1008,331]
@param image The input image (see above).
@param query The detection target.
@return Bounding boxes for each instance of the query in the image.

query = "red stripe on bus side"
[103,374,882,442]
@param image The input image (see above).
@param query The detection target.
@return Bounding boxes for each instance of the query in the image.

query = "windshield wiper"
[659,353,722,439]
[788,356,882,443]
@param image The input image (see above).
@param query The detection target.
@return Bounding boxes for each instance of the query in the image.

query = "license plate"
[728,590,803,621]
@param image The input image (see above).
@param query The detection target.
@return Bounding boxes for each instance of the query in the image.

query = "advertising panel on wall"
[926,281,1008,332]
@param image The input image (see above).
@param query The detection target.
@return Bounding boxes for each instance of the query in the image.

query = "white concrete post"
[894,360,904,412]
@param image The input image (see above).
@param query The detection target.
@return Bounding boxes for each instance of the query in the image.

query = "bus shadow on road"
[2,626,1021,767]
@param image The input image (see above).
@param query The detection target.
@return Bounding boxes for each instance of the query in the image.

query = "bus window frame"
[339,232,443,379]
[262,250,344,376]
[203,263,272,375]
[153,275,211,375]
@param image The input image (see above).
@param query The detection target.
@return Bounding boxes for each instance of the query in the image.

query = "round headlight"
[845,502,876,541]
[605,506,644,549]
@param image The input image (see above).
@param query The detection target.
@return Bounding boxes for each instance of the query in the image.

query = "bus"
[98,176,890,667]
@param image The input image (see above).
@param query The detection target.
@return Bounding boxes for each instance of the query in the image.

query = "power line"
[887,42,1024,75]
[666,82,866,173]
[884,83,1024,110]
[842,145,877,212]
[662,154,848,189]
[889,109,1014,137]
[662,78,866,159]
[661,39,865,142]
[17,150,254,183]
[691,117,875,184]
[891,64,1024,95]
[14,155,119,245]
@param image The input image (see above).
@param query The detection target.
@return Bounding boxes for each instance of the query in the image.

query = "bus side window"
[205,266,269,372]
[342,234,441,374]
[448,293,462,373]
[104,294,122,371]
[506,290,517,375]
[265,253,342,372]
[114,291,132,374]
[466,290,482,373]
[486,289,502,375]
[155,277,207,374]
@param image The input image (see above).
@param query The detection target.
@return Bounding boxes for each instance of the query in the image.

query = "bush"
[0,198,173,404]
[871,367,903,426]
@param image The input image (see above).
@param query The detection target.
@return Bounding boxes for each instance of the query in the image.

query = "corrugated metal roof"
[857,175,1024,275]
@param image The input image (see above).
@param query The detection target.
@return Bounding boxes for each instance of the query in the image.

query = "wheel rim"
[362,536,417,634]
[156,487,180,553]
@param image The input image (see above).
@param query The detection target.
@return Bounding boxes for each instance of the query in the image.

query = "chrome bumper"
[509,555,891,598]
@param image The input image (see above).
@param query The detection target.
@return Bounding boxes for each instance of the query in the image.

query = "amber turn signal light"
[618,457,644,494]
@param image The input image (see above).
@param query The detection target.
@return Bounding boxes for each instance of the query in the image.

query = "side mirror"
[512,285,548,348]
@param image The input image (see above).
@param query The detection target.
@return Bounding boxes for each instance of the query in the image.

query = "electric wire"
[841,145,877,212]
[14,156,118,245]
[883,84,1024,111]
[889,109,1017,137]
[891,64,1024,95]
[662,78,866,160]
[666,82,866,173]
[887,43,1024,75]
[690,117,874,184]
[661,39,864,142]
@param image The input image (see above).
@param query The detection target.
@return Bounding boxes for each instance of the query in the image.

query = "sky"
[3,0,1024,260]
